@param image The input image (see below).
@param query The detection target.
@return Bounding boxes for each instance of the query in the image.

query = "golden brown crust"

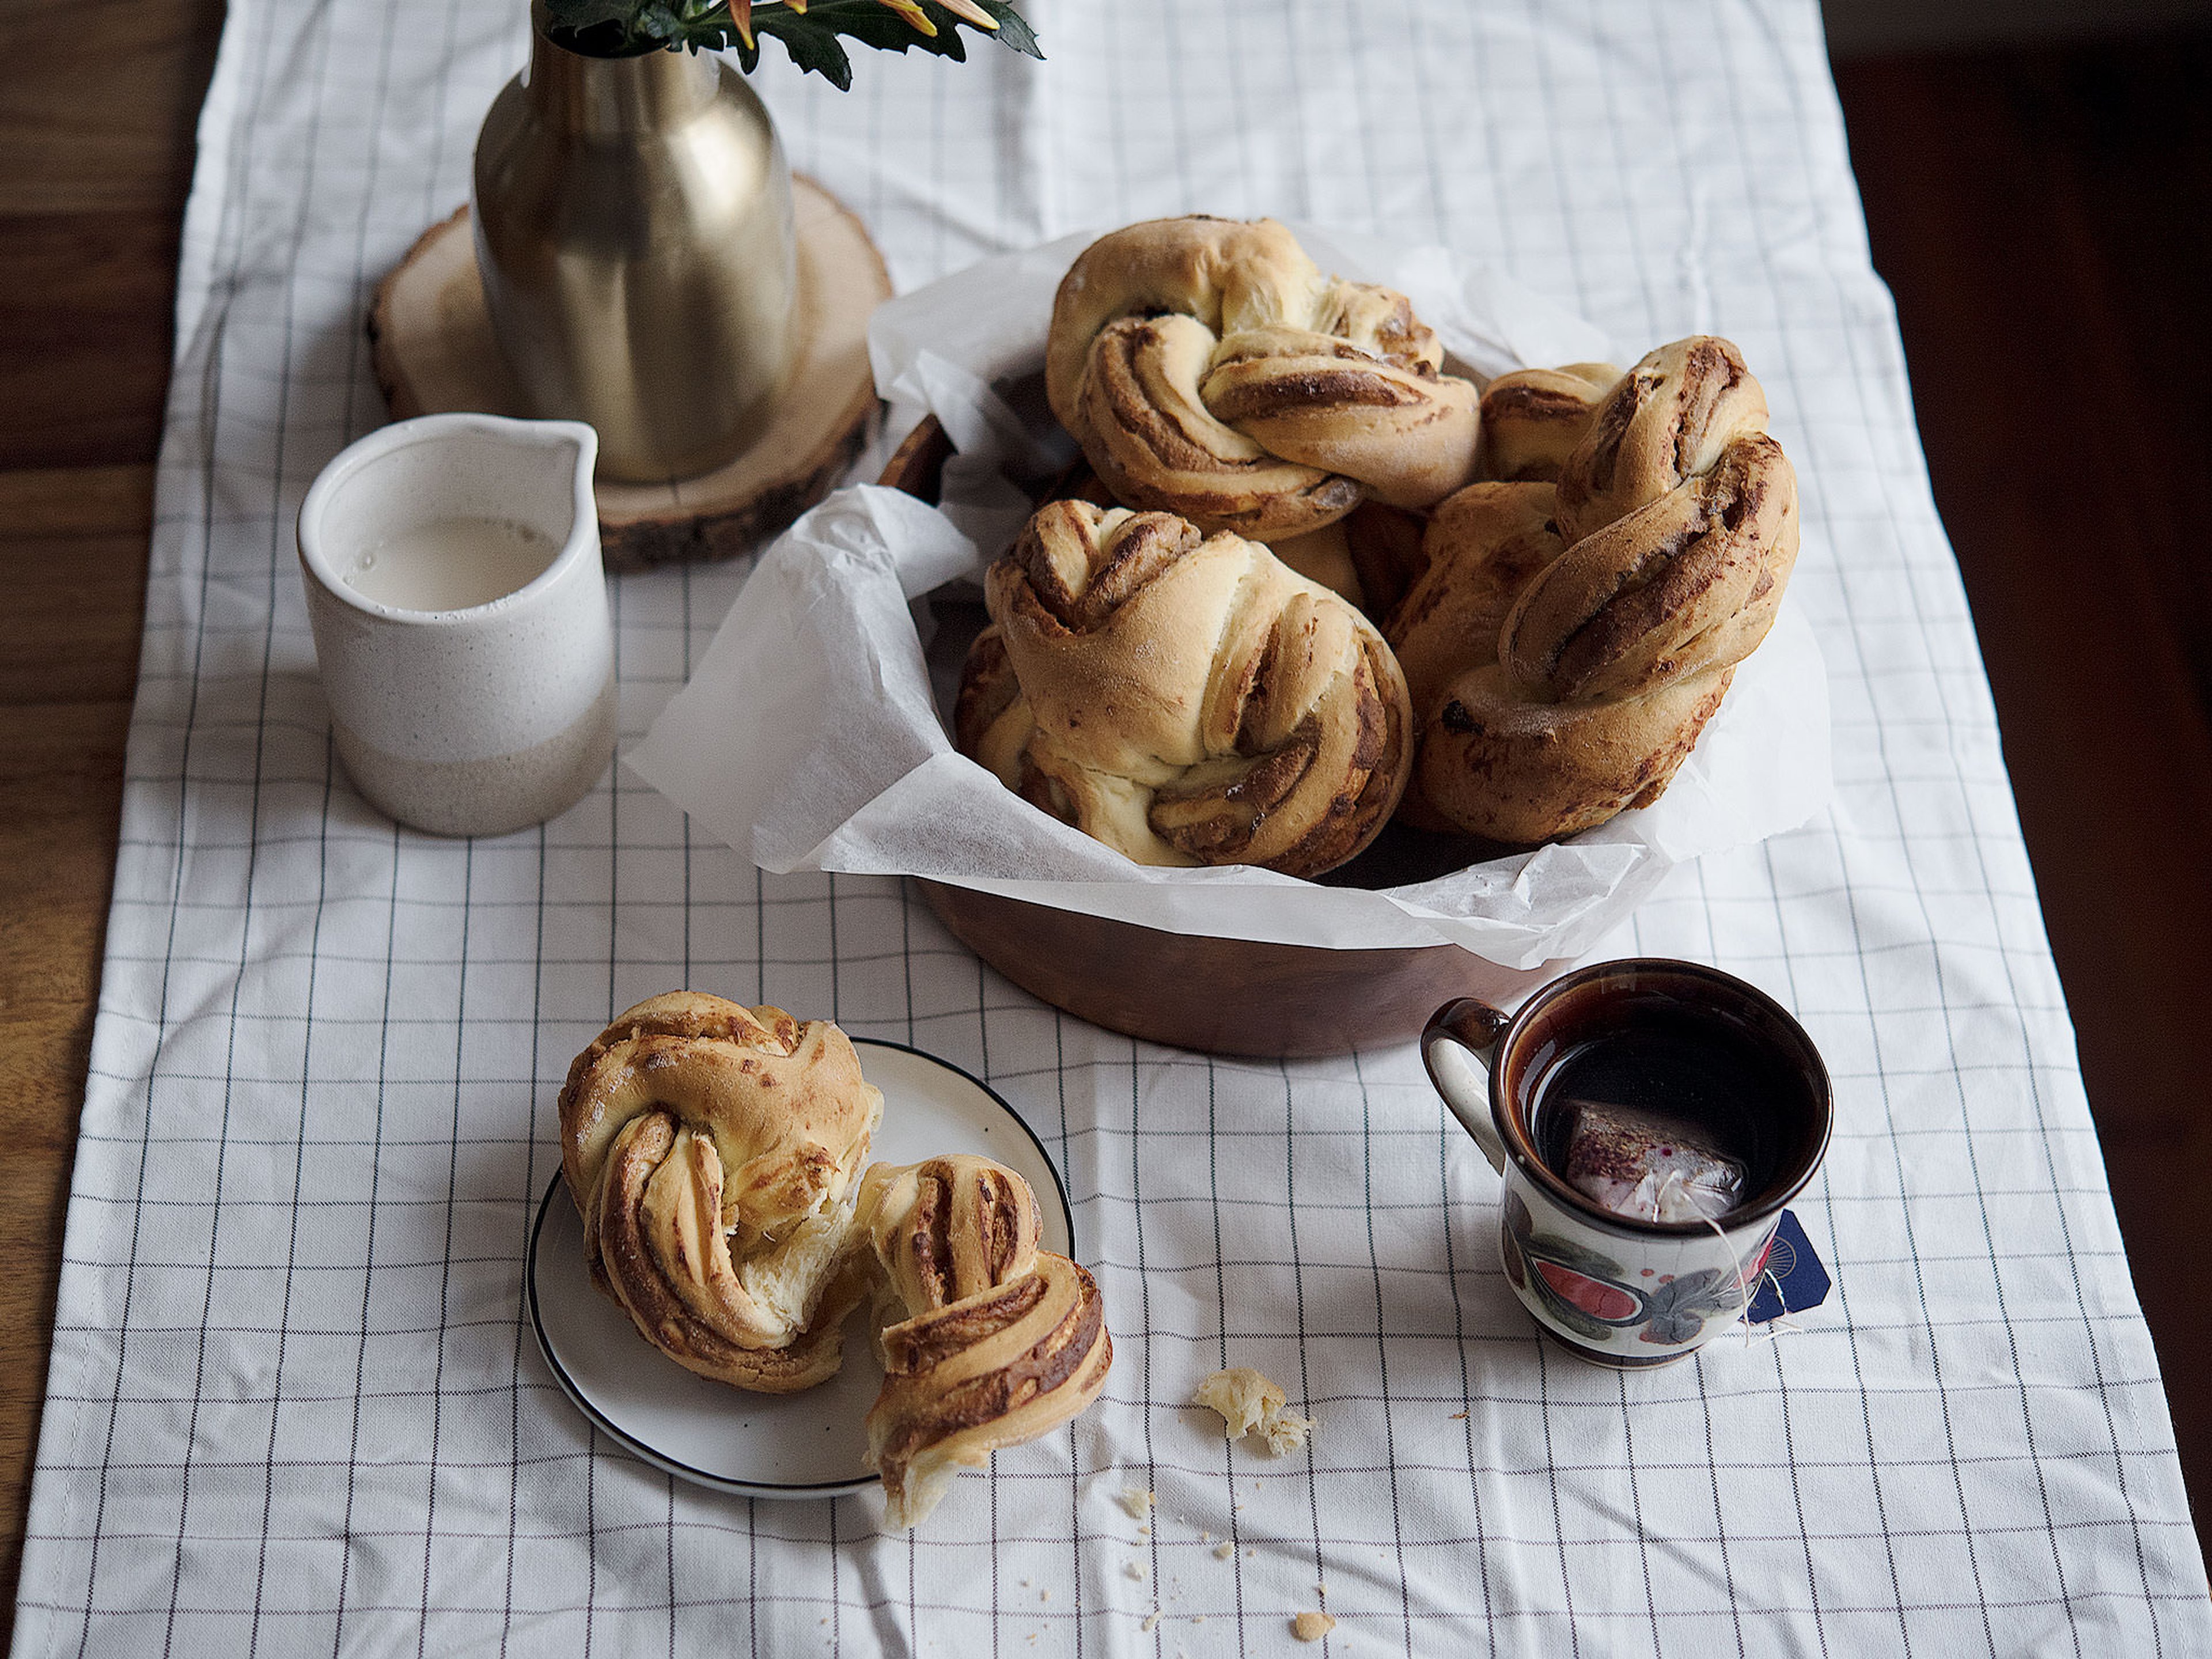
[1388,336,1798,844]
[1478,361,1620,483]
[956,499,1414,877]
[1502,434,1794,703]
[1419,664,1735,844]
[1047,217,1479,540]
[858,1156,1113,1529]
[1384,483,1567,721]
[1553,337,1772,541]
[859,1154,1042,1315]
[556,991,883,1393]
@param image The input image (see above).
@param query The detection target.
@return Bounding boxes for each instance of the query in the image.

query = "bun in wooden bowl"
[1389,337,1800,845]
[881,418,1552,1057]
[957,499,1414,879]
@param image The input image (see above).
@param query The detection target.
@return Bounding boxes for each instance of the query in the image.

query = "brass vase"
[472,6,797,483]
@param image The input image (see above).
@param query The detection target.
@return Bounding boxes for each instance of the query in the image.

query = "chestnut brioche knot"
[1476,361,1622,483]
[1503,336,1798,704]
[857,1156,1112,1530]
[1385,336,1800,844]
[556,991,884,1394]
[957,499,1415,878]
[1044,217,1482,542]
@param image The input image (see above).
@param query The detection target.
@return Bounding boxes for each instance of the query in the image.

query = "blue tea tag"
[1745,1209,1829,1324]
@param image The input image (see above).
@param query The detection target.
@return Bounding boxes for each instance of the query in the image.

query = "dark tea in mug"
[1528,993,1805,1225]
[1485,960,1832,1237]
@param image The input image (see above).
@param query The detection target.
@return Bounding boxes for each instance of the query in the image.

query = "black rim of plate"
[525,1036,1079,1497]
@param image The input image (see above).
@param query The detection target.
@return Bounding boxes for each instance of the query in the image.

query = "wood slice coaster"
[369,176,890,571]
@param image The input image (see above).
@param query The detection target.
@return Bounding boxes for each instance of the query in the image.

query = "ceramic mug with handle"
[1422,959,1832,1368]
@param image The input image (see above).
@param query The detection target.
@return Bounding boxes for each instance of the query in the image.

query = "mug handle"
[1421,998,1513,1175]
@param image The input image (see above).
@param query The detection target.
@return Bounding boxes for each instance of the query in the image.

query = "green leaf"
[544,0,662,53]
[972,0,1043,59]
[777,0,966,59]
[544,0,1043,77]
[756,14,857,89]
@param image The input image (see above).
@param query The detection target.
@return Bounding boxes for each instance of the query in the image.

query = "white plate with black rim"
[526,1037,1076,1499]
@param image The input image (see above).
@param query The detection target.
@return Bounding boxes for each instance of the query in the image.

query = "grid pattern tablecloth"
[16,1,2211,1654]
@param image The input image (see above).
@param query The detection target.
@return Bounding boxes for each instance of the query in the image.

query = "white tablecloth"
[16,1,2211,1653]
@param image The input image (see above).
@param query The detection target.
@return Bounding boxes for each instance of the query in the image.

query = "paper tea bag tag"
[1744,1210,1830,1325]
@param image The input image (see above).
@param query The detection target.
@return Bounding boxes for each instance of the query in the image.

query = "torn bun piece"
[558,992,884,1394]
[859,1155,1112,1529]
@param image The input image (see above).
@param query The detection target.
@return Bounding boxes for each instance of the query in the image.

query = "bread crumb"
[1142,1612,1161,1633]
[1124,1562,1146,1582]
[1040,1589,1050,1603]
[1118,1487,1156,1520]
[1137,1524,1151,1537]
[1293,1611,1336,1642]
[1191,1368,1315,1456]
[1449,1410,1469,1421]
[1213,1541,1236,1560]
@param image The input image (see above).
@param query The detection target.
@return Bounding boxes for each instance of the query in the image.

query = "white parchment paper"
[630,232,1832,968]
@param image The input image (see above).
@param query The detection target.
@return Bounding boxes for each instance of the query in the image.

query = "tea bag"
[1557,1099,1746,1224]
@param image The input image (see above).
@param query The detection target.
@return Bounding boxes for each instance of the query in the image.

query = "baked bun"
[558,993,882,1393]
[858,1156,1111,1529]
[957,498,1414,877]
[1046,217,1480,541]
[1389,336,1798,843]
[1478,361,1619,482]
[1263,499,1429,614]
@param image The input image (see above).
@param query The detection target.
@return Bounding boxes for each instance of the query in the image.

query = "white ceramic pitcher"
[297,413,615,837]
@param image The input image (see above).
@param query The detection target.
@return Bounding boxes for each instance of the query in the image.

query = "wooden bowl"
[877,416,1558,1056]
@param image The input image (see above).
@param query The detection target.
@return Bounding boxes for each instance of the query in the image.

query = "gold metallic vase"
[472,8,797,483]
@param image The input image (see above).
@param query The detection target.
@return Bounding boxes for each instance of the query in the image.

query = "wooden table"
[0,0,224,1631]
[1,6,2205,1640]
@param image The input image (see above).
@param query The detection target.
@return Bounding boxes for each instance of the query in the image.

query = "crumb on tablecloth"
[1294,1611,1336,1642]
[1191,1368,1316,1456]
